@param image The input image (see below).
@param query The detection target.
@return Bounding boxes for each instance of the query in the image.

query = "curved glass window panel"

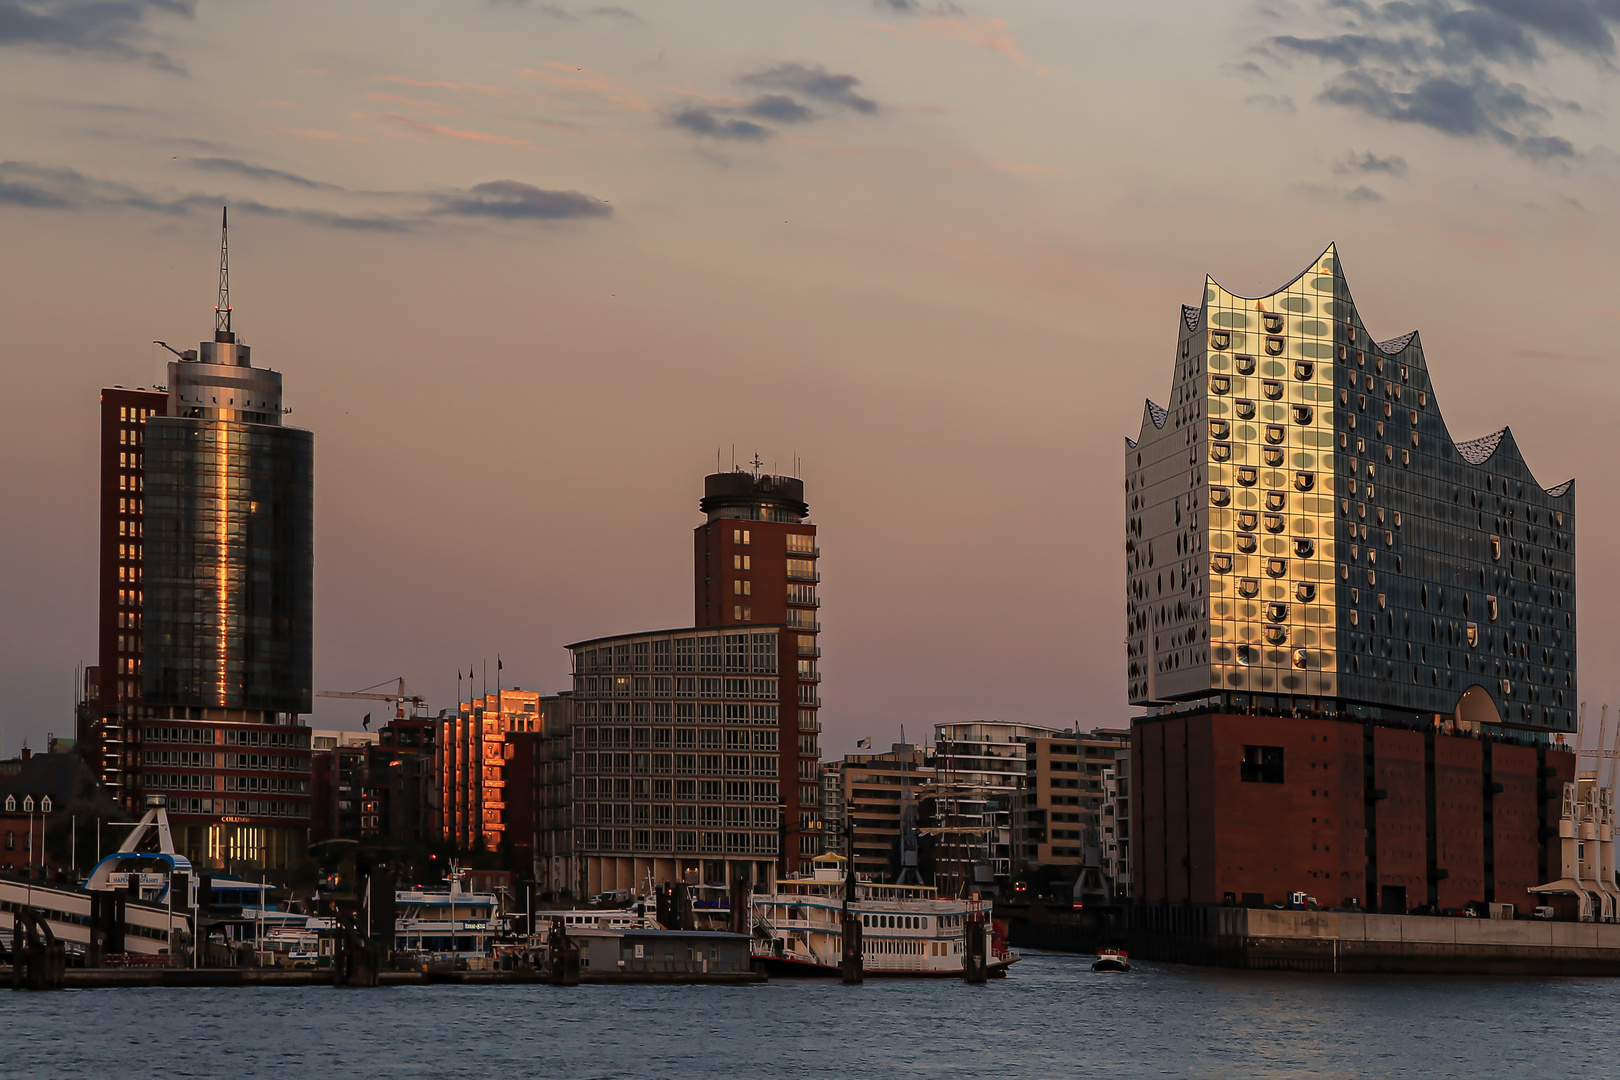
[1292,648,1309,669]
[1295,471,1315,491]
[1293,405,1313,424]
[1263,447,1284,468]
[1265,425,1285,445]
[1295,582,1315,602]
[1265,625,1288,645]
[1235,355,1256,375]
[1211,442,1232,463]
[1212,554,1233,573]
[1211,375,1231,394]
[1210,419,1230,440]
[1294,537,1316,558]
[1237,511,1258,531]
[1238,578,1260,598]
[1265,336,1285,356]
[1264,514,1286,533]
[1263,313,1285,334]
[1267,602,1288,623]
[1211,331,1230,350]
[1237,467,1257,486]
[1294,360,1314,380]
[1265,491,1286,512]
[1236,534,1258,554]
[1268,558,1288,578]
[1210,486,1232,507]
[1263,380,1284,400]
[1235,399,1257,420]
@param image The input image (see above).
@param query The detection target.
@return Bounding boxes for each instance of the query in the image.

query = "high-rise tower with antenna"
[91,208,316,870]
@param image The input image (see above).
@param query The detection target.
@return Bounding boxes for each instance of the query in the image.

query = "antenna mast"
[214,206,233,342]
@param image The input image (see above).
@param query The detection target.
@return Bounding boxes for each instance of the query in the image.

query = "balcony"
[797,644,821,658]
[786,569,821,583]
[798,671,821,683]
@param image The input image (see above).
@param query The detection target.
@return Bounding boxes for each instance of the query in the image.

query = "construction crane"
[316,677,426,720]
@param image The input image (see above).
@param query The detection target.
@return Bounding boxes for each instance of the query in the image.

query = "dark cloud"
[492,1,642,22]
[1332,150,1409,175]
[743,94,814,123]
[188,158,343,191]
[1345,184,1386,202]
[1245,93,1297,111]
[1261,1,1615,159]
[435,180,612,220]
[0,162,614,231]
[740,63,877,114]
[1474,0,1614,56]
[0,0,194,71]
[666,107,771,141]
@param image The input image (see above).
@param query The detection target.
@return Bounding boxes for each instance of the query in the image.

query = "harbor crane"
[317,677,426,720]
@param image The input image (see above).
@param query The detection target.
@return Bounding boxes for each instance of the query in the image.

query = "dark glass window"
[1241,745,1284,784]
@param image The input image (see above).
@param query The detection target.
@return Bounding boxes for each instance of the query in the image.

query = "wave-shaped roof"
[1147,400,1168,428]
[1456,428,1507,465]
[1181,305,1202,334]
[1376,331,1417,355]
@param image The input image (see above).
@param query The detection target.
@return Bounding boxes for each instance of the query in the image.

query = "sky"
[3,0,1620,757]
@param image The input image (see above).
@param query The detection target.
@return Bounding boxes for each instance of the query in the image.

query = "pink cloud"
[371,112,543,149]
[871,13,1026,67]
[517,63,651,112]
[363,92,470,116]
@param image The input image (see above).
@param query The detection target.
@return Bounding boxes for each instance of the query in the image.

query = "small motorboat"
[1092,948,1131,973]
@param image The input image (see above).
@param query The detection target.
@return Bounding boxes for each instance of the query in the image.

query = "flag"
[856,738,871,749]
[362,713,371,730]
[498,656,503,670]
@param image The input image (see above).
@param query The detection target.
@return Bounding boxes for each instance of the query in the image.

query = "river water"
[4,951,1617,1078]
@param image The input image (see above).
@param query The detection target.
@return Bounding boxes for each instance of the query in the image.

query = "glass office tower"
[1126,245,1575,738]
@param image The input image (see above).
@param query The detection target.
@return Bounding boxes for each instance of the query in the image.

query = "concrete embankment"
[1127,906,1620,975]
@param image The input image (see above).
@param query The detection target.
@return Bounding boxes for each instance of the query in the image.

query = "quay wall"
[1127,906,1620,975]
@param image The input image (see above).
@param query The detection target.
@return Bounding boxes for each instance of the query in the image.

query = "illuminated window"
[1490,535,1501,560]
[1467,623,1479,648]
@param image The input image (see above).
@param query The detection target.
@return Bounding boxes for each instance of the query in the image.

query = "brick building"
[1017,728,1129,869]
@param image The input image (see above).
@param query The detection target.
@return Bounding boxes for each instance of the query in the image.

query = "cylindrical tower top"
[700,471,808,523]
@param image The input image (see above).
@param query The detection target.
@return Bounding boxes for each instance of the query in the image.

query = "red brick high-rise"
[80,386,169,797]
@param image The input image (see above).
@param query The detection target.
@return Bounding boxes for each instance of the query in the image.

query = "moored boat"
[748,855,1019,978]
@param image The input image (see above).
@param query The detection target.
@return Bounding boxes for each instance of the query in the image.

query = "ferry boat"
[748,856,1019,978]
[393,870,509,961]
[1092,948,1130,973]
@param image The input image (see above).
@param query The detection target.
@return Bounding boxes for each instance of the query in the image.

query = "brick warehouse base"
[1132,712,1575,914]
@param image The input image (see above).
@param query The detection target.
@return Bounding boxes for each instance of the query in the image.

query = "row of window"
[579,727,779,750]
[578,828,777,854]
[581,803,779,827]
[574,677,781,698]
[577,702,781,723]
[576,778,781,802]
[574,634,777,675]
[575,753,780,776]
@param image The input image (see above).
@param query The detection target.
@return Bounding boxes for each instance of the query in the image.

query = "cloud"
[666,107,770,140]
[740,63,878,113]
[1245,93,1296,111]
[435,179,611,219]
[1332,150,1408,176]
[0,160,614,231]
[743,94,813,123]
[0,0,194,71]
[1263,1,1613,159]
[870,11,1026,66]
[187,157,343,190]
[374,113,541,148]
[494,1,642,22]
[1345,184,1385,202]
